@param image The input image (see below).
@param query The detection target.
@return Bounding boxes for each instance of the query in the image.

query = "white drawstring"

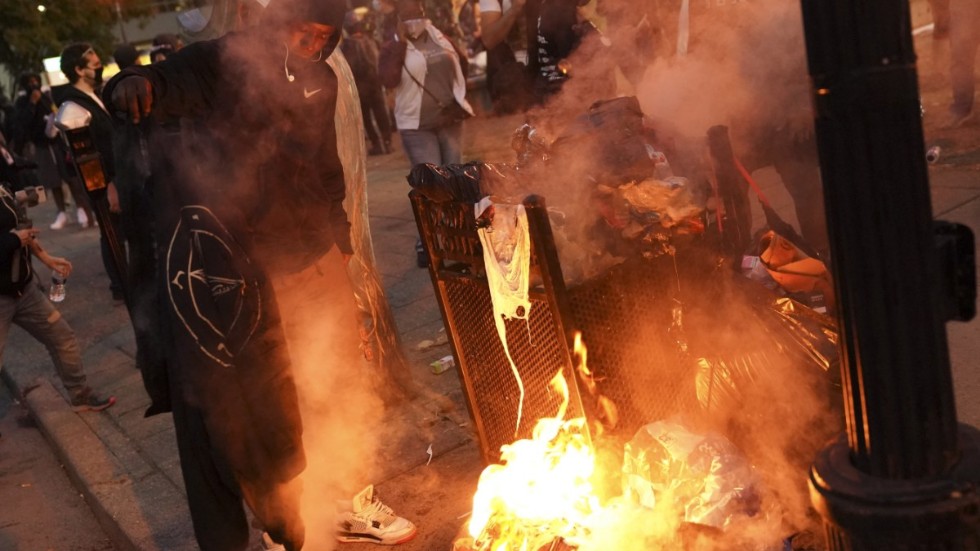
[283,42,295,82]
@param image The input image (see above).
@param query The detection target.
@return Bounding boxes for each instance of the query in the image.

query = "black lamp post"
[799,0,980,548]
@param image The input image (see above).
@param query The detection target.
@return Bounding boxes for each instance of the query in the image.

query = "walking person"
[0,134,115,413]
[342,8,394,155]
[9,73,88,230]
[379,0,474,267]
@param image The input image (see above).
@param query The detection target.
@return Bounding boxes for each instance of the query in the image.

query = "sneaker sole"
[336,527,417,546]
[72,396,117,412]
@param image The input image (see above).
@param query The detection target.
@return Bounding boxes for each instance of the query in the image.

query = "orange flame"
[467,370,598,550]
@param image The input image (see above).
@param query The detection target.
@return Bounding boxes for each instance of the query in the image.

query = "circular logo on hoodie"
[166,206,261,367]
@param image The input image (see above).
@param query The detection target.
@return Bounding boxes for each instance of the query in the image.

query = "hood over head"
[264,0,346,56]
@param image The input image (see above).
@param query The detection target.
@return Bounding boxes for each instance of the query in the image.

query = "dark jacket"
[341,33,382,91]
[103,32,352,267]
[100,29,351,518]
[56,85,117,183]
[0,174,33,296]
[11,91,57,153]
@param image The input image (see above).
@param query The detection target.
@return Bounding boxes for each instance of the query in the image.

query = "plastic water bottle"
[49,271,66,303]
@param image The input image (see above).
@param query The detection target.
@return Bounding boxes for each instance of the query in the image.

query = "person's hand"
[12,228,38,247]
[48,257,72,278]
[29,89,42,105]
[110,76,153,124]
[107,182,121,213]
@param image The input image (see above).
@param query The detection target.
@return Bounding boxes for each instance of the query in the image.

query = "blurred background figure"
[376,0,400,42]
[112,43,141,72]
[379,0,474,266]
[10,72,87,231]
[425,0,467,50]
[149,33,183,63]
[343,8,394,155]
[456,0,483,56]
[529,0,596,102]
[478,0,532,114]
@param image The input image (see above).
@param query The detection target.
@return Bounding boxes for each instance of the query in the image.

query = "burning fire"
[456,334,772,551]
[465,370,598,550]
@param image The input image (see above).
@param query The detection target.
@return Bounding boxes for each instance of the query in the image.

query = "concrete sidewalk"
[2,80,979,551]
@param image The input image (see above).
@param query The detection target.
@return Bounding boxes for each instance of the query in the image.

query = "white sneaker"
[50,211,68,230]
[76,208,89,228]
[261,531,286,551]
[336,485,417,545]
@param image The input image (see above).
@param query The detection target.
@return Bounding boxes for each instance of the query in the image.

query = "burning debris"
[450,340,785,551]
[509,96,709,277]
[409,94,841,551]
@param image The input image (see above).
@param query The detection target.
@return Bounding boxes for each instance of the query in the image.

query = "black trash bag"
[408,161,530,205]
[407,162,486,204]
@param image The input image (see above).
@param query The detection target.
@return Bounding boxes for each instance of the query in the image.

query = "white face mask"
[403,18,427,39]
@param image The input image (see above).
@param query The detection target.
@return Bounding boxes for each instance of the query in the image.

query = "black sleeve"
[90,110,117,184]
[378,39,408,89]
[0,232,21,260]
[103,38,225,120]
[10,98,36,153]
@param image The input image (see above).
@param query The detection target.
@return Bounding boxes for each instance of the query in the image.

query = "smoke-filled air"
[455,0,841,549]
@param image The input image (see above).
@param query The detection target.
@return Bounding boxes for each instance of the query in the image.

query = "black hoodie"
[99,3,353,548]
[103,28,352,269]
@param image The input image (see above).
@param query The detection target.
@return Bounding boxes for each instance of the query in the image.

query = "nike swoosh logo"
[304,87,322,99]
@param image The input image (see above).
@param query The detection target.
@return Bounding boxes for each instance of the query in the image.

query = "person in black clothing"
[103,0,418,549]
[112,43,140,72]
[342,8,393,155]
[0,133,115,412]
[58,43,128,301]
[110,39,174,426]
[9,72,80,230]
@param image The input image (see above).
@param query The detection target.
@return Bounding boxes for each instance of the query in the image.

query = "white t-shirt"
[478,0,511,14]
[478,0,527,57]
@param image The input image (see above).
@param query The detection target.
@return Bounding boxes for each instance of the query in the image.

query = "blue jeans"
[0,278,90,401]
[399,122,464,168]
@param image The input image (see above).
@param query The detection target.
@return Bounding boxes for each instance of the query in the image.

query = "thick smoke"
[154,9,404,547]
[472,0,838,548]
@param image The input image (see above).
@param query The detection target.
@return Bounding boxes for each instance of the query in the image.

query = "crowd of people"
[0,0,975,550]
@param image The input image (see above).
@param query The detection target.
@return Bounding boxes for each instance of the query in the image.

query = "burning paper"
[464,371,598,551]
[622,420,761,530]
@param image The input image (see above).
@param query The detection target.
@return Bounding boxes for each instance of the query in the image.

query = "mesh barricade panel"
[444,278,583,459]
[412,192,585,463]
[568,260,697,438]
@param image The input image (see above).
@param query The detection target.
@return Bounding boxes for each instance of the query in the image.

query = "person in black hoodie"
[0,132,115,412]
[57,44,127,302]
[104,0,416,549]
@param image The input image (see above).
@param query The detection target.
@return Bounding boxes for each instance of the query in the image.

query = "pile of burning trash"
[512,96,708,266]
[407,96,841,551]
[448,344,796,551]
